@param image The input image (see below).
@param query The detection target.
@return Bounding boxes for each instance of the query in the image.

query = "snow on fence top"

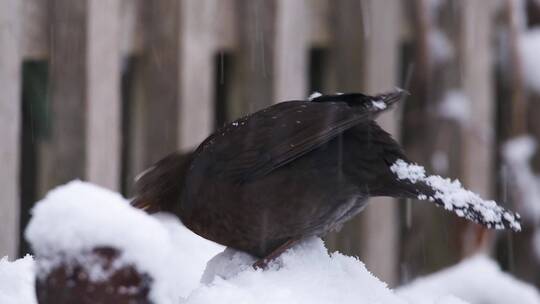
[390,159,521,231]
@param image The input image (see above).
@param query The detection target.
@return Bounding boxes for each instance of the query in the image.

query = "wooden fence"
[1,0,539,287]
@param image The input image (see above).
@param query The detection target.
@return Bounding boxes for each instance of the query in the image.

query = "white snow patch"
[25,181,222,304]
[390,159,521,231]
[438,90,470,124]
[186,238,410,304]
[397,255,540,304]
[200,248,256,284]
[520,27,540,93]
[0,255,36,304]
[154,213,224,292]
[372,100,387,110]
[429,30,455,64]
[308,92,322,101]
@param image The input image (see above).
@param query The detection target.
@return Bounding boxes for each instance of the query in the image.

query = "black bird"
[132,90,520,267]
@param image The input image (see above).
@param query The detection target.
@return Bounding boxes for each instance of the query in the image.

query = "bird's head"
[131,152,193,216]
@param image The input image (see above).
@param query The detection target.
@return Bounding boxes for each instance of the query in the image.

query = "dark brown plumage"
[132,90,520,264]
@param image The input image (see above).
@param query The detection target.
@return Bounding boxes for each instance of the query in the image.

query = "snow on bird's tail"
[389,159,521,232]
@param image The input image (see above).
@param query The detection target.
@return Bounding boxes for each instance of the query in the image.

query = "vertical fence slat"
[359,0,401,286]
[214,0,237,51]
[38,0,87,194]
[21,0,48,59]
[461,0,496,199]
[132,0,180,172]
[119,0,144,57]
[235,0,276,112]
[0,0,21,258]
[86,0,121,190]
[274,0,309,102]
[324,0,365,260]
[178,0,216,150]
[307,0,330,47]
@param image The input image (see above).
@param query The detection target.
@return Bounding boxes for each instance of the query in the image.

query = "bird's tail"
[309,88,408,116]
[131,151,193,215]
[384,159,521,232]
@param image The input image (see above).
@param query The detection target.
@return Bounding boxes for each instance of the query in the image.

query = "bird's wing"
[197,91,404,182]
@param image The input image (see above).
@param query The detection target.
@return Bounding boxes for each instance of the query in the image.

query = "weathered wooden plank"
[399,0,467,281]
[307,0,331,47]
[119,0,144,57]
[178,0,216,150]
[274,0,309,102]
[21,0,48,59]
[21,0,145,60]
[461,0,497,198]
[37,0,87,194]
[214,0,237,51]
[0,0,21,258]
[135,0,180,172]
[86,0,121,190]
[322,0,402,285]
[235,0,277,113]
[359,0,401,286]
[323,0,365,258]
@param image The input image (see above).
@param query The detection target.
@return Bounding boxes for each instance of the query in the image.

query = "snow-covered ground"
[397,254,540,304]
[1,181,539,304]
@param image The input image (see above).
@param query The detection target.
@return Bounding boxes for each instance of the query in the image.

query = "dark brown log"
[36,247,152,304]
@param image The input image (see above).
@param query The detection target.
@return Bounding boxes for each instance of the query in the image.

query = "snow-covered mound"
[397,255,540,304]
[25,180,222,304]
[0,255,36,304]
[186,238,409,304]
[2,180,536,304]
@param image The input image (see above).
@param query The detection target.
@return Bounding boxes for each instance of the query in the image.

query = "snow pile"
[397,255,540,304]
[520,28,540,94]
[390,159,521,231]
[186,238,409,304]
[0,255,36,304]
[6,180,537,304]
[25,181,222,304]
[155,213,224,292]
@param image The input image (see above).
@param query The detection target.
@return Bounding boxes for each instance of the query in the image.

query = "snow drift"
[0,181,537,304]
